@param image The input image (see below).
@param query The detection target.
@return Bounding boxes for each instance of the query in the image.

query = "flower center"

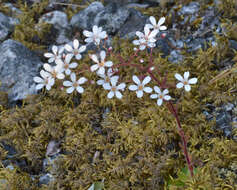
[74,49,78,55]
[111,86,116,92]
[64,63,69,69]
[105,76,110,83]
[183,80,188,85]
[72,82,78,88]
[99,61,105,67]
[52,71,57,78]
[138,84,143,91]
[159,94,164,99]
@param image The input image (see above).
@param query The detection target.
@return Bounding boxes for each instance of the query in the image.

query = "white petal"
[132,75,141,85]
[149,30,158,38]
[176,82,184,89]
[66,87,74,93]
[57,73,65,80]
[145,24,153,29]
[78,77,87,84]
[36,84,44,90]
[149,38,157,43]
[136,90,143,98]
[175,73,183,81]
[163,89,169,95]
[94,38,100,45]
[149,16,157,26]
[97,67,105,75]
[110,76,118,86]
[73,39,79,49]
[65,54,73,63]
[184,71,190,80]
[158,17,165,26]
[133,40,140,45]
[150,94,158,99]
[143,87,152,93]
[99,31,107,39]
[184,85,191,92]
[107,91,114,99]
[34,76,43,83]
[85,37,93,43]
[63,81,72,87]
[70,72,76,82]
[43,63,52,73]
[55,59,64,66]
[144,26,150,36]
[188,78,197,84]
[69,62,78,68]
[91,64,99,72]
[79,45,86,53]
[48,78,55,86]
[139,45,146,51]
[91,54,99,63]
[136,31,144,38]
[97,79,104,85]
[46,84,52,91]
[105,61,113,67]
[115,91,122,99]
[159,26,167,30]
[83,30,92,37]
[103,83,111,90]
[157,98,163,106]
[129,85,138,91]
[100,51,106,61]
[65,44,73,52]
[58,47,64,54]
[117,83,126,90]
[76,86,84,93]
[65,69,71,75]
[164,95,171,101]
[75,54,82,60]
[44,53,54,58]
[52,45,58,55]
[40,70,50,79]
[93,25,98,33]
[154,86,161,94]
[142,76,151,85]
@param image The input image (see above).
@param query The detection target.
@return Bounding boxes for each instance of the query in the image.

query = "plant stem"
[167,102,194,178]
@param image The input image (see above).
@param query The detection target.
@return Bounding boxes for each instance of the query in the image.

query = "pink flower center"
[111,86,117,92]
[138,84,143,91]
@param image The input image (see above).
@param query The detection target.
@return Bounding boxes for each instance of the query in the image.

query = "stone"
[0,12,15,42]
[39,11,71,44]
[39,173,54,186]
[70,2,104,31]
[0,39,43,104]
[94,3,130,35]
[118,8,147,39]
[179,2,200,15]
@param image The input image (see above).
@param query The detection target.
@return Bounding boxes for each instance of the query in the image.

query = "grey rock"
[118,8,147,39]
[94,3,130,35]
[70,2,104,31]
[168,50,183,63]
[39,173,54,186]
[0,39,43,103]
[216,111,232,127]
[39,11,71,44]
[43,153,63,174]
[179,2,200,15]
[3,3,22,16]
[230,40,237,51]
[0,12,15,42]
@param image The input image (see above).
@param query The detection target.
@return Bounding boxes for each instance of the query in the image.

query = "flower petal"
[157,98,163,106]
[159,26,167,30]
[65,54,73,63]
[184,84,191,92]
[143,87,152,93]
[66,87,74,93]
[142,76,151,85]
[44,53,54,58]
[78,77,87,84]
[105,61,113,67]
[129,85,138,91]
[79,45,86,53]
[99,31,107,39]
[176,82,184,89]
[63,81,72,87]
[164,95,171,101]
[184,71,190,80]
[65,44,73,52]
[154,86,161,94]
[132,75,141,85]
[43,63,52,73]
[149,16,156,26]
[93,25,98,33]
[85,37,93,43]
[136,90,143,98]
[110,76,118,86]
[175,73,183,81]
[107,91,114,99]
[73,39,79,49]
[75,54,82,60]
[83,30,92,37]
[103,83,111,90]
[36,84,44,90]
[163,89,169,95]
[97,79,104,85]
[150,94,158,99]
[158,17,165,26]
[117,83,126,90]
[115,91,122,99]
[90,54,99,63]
[188,78,197,84]
[136,31,144,38]
[76,86,84,93]
[97,67,105,75]
[52,45,58,55]
[69,62,78,69]
[133,40,140,45]
[70,72,76,82]
[100,51,106,61]
[34,76,43,83]
[91,64,99,72]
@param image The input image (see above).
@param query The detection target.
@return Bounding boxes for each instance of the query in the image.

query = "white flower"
[44,45,64,63]
[128,75,153,98]
[90,51,113,75]
[43,63,65,79]
[64,39,86,60]
[63,73,87,94]
[59,54,78,75]
[103,76,126,99]
[145,16,167,32]
[150,86,171,106]
[33,70,55,90]
[83,25,107,45]
[97,68,118,89]
[133,26,158,50]
[175,71,198,92]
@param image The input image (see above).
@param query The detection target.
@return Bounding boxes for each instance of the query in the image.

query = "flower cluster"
[34,16,197,106]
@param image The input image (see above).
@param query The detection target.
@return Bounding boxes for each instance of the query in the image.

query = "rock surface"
[0,39,43,104]
[0,12,17,42]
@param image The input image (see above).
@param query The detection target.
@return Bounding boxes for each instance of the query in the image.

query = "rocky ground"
[0,0,237,189]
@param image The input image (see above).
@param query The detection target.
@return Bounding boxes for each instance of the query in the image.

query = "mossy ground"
[0,0,237,189]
